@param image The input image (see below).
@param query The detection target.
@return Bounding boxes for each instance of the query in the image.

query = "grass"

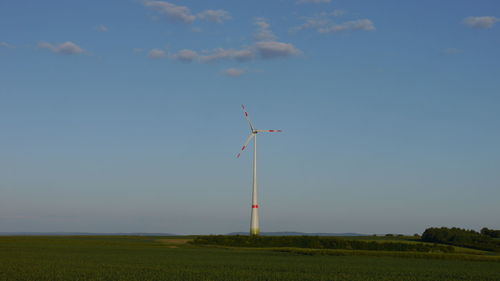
[339,235,491,255]
[1,236,500,281]
[191,235,457,253]
[269,247,500,262]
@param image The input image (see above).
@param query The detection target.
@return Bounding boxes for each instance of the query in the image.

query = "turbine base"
[250,228,260,236]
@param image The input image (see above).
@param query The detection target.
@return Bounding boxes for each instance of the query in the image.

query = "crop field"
[338,236,490,255]
[1,236,500,281]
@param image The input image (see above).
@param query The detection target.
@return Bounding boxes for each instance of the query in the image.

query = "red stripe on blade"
[252,205,259,208]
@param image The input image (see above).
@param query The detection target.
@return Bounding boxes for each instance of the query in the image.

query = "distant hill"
[0,232,178,236]
[226,232,366,236]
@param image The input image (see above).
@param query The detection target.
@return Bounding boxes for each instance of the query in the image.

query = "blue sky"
[1,0,499,235]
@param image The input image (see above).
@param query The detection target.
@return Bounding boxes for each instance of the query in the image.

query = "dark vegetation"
[422,227,500,252]
[481,227,500,238]
[192,235,455,253]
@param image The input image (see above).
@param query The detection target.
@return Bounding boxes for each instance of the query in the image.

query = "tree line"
[481,227,500,238]
[421,227,500,252]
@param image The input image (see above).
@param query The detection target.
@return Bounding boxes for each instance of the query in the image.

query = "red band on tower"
[252,205,259,208]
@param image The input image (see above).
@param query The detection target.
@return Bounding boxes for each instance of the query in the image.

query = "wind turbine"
[237,105,282,236]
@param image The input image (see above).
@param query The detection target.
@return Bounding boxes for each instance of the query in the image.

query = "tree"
[481,227,500,238]
[422,227,500,252]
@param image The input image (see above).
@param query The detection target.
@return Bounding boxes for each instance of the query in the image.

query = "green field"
[1,236,500,281]
[337,235,491,255]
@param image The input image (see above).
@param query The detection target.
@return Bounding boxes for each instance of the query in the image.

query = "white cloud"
[171,49,199,62]
[463,16,499,29]
[159,16,300,64]
[224,68,245,77]
[292,10,374,34]
[253,18,301,59]
[200,48,255,62]
[144,1,231,24]
[201,19,300,61]
[292,17,330,32]
[198,10,231,23]
[167,41,300,63]
[294,17,375,34]
[38,41,85,55]
[254,41,300,59]
[97,25,109,32]
[148,48,166,59]
[144,1,196,23]
[0,42,14,48]
[297,0,331,4]
[318,19,375,33]
[254,18,277,41]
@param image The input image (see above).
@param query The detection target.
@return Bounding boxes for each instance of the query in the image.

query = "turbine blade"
[236,133,255,158]
[241,104,254,131]
[255,129,282,133]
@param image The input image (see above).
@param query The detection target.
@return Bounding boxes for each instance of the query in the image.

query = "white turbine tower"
[237,105,282,236]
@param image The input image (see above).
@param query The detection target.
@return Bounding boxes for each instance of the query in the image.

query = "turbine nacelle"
[241,105,282,135]
[237,105,282,158]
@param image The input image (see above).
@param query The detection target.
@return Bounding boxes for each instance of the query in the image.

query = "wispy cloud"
[318,19,375,33]
[252,18,300,59]
[96,24,109,32]
[171,49,199,62]
[224,68,245,77]
[254,41,300,58]
[144,1,230,24]
[170,43,299,63]
[38,41,86,55]
[297,0,331,4]
[158,18,300,64]
[463,16,499,29]
[170,48,252,63]
[144,1,196,23]
[0,42,15,48]
[148,48,166,59]
[254,17,277,41]
[292,11,375,34]
[197,10,231,23]
[200,48,255,62]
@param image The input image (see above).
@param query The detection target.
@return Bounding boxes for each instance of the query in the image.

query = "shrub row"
[192,235,455,253]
